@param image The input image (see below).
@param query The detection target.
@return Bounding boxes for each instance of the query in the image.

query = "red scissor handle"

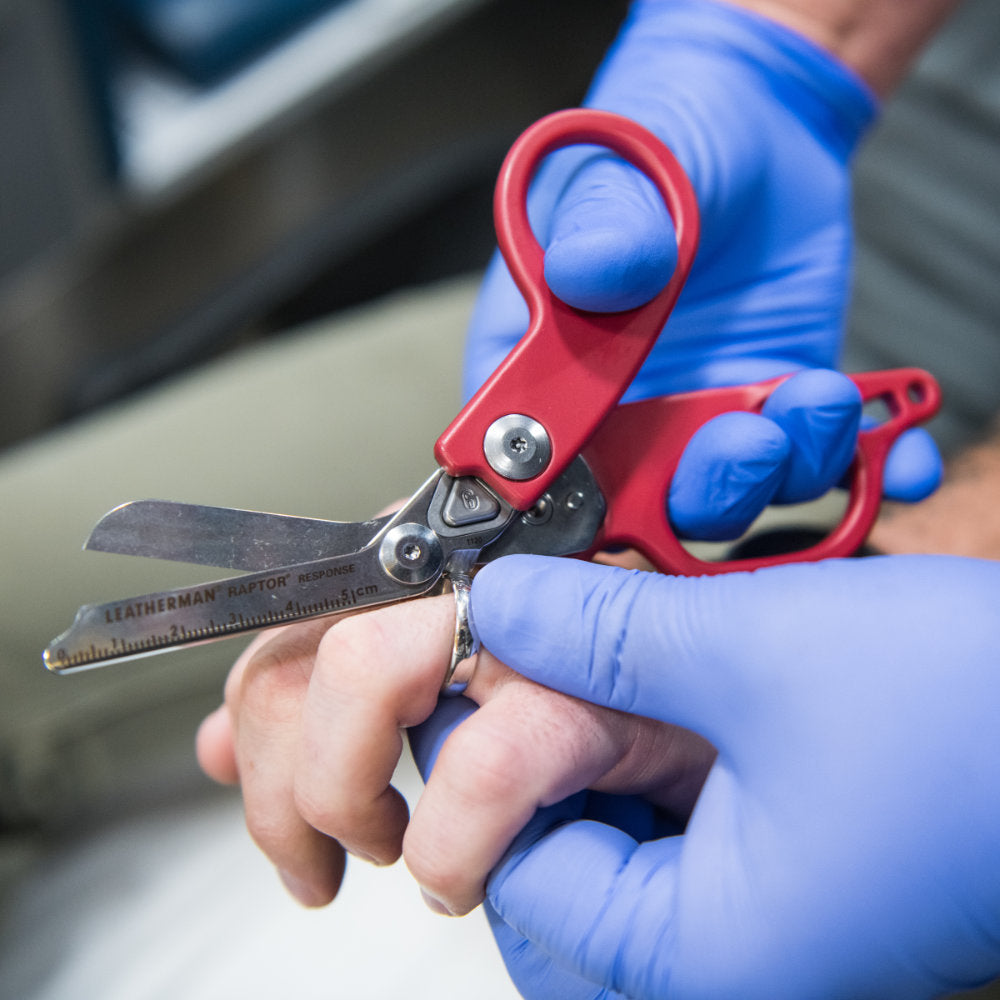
[582,368,941,575]
[435,108,700,510]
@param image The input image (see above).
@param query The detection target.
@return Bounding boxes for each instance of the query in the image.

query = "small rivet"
[522,494,554,526]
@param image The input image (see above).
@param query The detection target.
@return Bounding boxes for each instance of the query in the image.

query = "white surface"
[0,752,519,1000]
[115,0,490,197]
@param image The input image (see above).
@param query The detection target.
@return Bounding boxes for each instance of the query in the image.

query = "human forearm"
[731,0,962,95]
[870,430,1000,559]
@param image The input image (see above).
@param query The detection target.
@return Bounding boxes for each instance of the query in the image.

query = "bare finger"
[231,620,347,906]
[405,653,715,916]
[292,595,455,865]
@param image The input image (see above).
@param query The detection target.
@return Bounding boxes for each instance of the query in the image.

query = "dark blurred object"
[111,0,347,84]
[0,0,627,451]
[728,526,878,561]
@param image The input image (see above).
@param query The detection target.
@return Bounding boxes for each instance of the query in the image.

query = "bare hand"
[196,595,715,915]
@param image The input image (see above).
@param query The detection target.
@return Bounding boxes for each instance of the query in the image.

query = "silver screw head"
[483,414,552,481]
[379,523,443,584]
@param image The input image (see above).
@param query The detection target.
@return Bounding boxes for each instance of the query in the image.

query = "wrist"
[594,0,879,160]
[870,437,1000,559]
[728,0,961,96]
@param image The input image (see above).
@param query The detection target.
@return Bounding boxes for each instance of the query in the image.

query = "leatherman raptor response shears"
[44,109,941,681]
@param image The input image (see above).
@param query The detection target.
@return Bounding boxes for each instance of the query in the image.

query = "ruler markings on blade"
[44,546,420,673]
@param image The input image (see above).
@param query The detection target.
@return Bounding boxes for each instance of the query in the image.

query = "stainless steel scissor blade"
[87,499,393,571]
[44,544,399,674]
[44,470,523,674]
[44,459,607,674]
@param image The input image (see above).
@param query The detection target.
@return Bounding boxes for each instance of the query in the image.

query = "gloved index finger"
[486,818,682,999]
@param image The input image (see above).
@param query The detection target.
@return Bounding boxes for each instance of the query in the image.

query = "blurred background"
[0,1,998,997]
[0,0,627,450]
[0,3,629,997]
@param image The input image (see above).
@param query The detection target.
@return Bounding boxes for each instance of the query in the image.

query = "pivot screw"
[379,523,443,584]
[484,414,551,481]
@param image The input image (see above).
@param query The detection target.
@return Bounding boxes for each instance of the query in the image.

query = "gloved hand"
[465,0,941,539]
[467,554,1000,999]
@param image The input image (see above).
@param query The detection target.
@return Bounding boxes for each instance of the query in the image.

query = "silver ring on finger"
[441,573,478,696]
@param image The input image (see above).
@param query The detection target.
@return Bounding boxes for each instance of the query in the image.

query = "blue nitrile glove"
[465,0,941,540]
[468,554,1000,1000]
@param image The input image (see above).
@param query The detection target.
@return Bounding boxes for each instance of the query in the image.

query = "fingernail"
[420,888,454,916]
[279,870,325,907]
[347,846,386,866]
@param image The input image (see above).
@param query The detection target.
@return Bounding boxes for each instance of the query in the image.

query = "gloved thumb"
[539,151,679,313]
[469,554,758,748]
